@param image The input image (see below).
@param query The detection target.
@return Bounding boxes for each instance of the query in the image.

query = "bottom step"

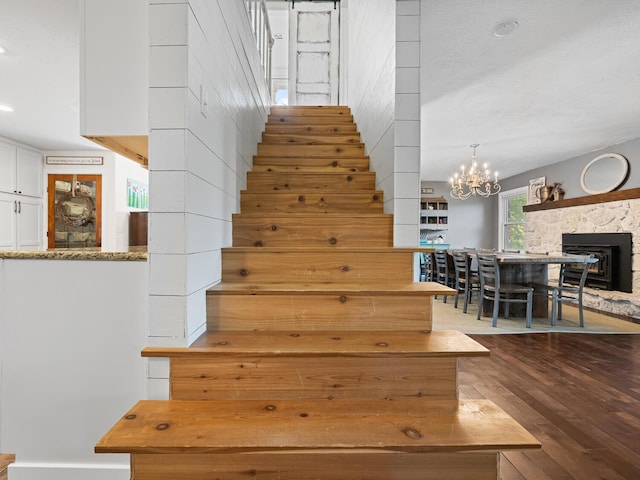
[97,399,539,453]
[97,399,538,480]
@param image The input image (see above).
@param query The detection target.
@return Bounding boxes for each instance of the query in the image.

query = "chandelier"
[450,144,501,200]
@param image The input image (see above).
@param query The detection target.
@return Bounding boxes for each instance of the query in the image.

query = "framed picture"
[46,156,103,165]
[421,187,434,195]
[528,177,546,204]
[127,178,149,209]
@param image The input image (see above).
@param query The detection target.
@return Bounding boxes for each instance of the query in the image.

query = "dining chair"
[434,250,455,302]
[538,256,594,327]
[451,250,480,313]
[475,253,534,328]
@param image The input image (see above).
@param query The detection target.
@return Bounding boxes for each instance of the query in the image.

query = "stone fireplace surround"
[524,188,640,322]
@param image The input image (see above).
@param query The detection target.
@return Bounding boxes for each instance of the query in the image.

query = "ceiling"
[1,1,639,181]
[421,0,640,181]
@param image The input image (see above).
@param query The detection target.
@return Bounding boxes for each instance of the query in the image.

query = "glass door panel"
[47,174,102,249]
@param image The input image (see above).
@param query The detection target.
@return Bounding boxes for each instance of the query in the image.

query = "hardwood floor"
[460,334,640,480]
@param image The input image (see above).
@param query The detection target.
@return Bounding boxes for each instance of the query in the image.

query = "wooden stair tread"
[233,212,391,218]
[253,155,369,161]
[222,246,435,253]
[267,116,355,125]
[257,145,365,157]
[207,282,456,296]
[95,399,540,454]
[270,105,351,114]
[241,189,381,194]
[264,124,358,134]
[261,133,361,144]
[143,330,489,358]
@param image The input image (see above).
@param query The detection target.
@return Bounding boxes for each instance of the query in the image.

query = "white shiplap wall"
[346,0,420,247]
[147,1,270,397]
[394,0,421,246]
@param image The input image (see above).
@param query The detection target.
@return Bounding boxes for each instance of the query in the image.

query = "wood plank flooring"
[460,334,640,480]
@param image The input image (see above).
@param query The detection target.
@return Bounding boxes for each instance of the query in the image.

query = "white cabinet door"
[0,193,42,250]
[0,193,17,250]
[17,148,43,197]
[0,142,17,194]
[16,196,42,250]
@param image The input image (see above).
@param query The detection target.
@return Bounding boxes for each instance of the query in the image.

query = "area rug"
[432,298,640,334]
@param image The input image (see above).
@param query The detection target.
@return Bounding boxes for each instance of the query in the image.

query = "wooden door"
[288,2,340,105]
[47,174,102,249]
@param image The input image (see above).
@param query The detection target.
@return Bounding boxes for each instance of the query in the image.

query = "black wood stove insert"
[562,233,632,293]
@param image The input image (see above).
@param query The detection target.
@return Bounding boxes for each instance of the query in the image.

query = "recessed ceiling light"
[0,46,6,54]
[493,20,518,37]
[0,105,14,112]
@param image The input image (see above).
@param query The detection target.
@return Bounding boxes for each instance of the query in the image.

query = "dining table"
[445,250,598,319]
[487,251,598,319]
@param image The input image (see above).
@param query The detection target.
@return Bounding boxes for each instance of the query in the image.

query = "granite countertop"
[0,248,147,261]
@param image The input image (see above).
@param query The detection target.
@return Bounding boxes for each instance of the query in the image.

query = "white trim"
[498,186,528,251]
[9,462,129,480]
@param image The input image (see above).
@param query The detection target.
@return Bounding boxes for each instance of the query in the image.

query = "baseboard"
[8,462,129,480]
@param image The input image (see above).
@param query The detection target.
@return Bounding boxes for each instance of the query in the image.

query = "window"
[498,186,528,252]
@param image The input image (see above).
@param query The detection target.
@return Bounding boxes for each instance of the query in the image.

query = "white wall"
[394,0,421,246]
[147,1,270,396]
[0,259,148,480]
[346,0,397,219]
[80,0,148,136]
[346,0,420,247]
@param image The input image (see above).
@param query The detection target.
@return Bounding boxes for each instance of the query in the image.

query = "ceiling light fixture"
[0,46,6,54]
[450,144,501,200]
[0,105,14,112]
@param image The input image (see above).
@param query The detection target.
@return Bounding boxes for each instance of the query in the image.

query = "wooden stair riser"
[232,215,392,248]
[247,172,376,191]
[168,356,457,400]
[257,144,365,157]
[240,192,384,214]
[264,123,358,135]
[131,452,498,480]
[261,133,361,145]
[205,294,432,331]
[221,249,409,282]
[270,105,352,116]
[268,114,354,125]
[252,156,370,173]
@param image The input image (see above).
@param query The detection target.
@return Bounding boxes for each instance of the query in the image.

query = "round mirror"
[580,153,629,195]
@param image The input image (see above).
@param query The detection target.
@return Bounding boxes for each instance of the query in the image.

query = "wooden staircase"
[96,106,539,479]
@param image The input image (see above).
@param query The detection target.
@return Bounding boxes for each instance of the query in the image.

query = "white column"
[394,0,421,247]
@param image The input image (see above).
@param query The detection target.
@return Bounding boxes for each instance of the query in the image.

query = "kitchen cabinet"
[0,193,42,250]
[0,141,43,197]
[0,140,43,250]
